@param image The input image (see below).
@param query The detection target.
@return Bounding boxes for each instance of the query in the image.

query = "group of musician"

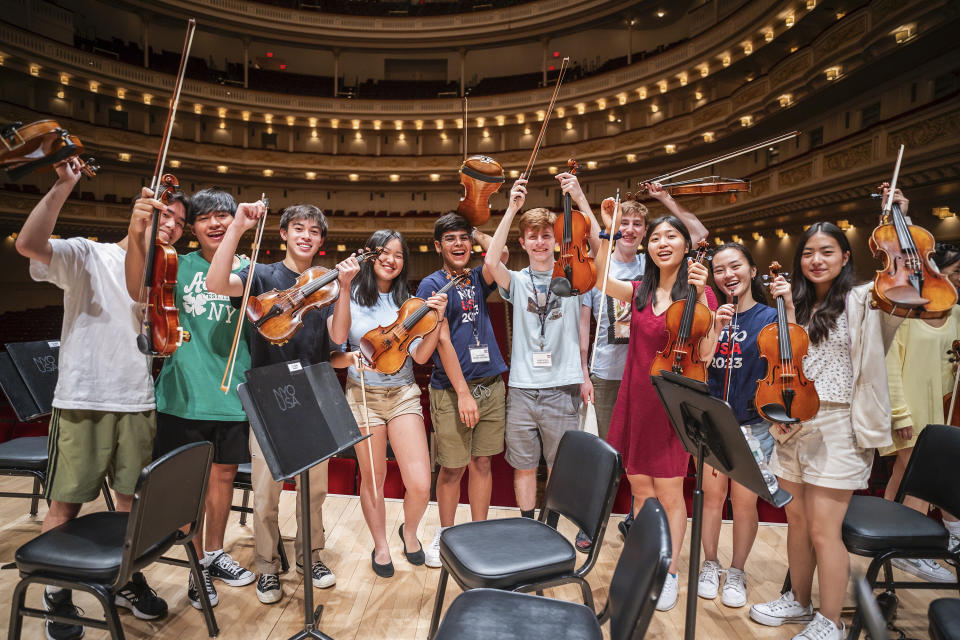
[13,155,960,640]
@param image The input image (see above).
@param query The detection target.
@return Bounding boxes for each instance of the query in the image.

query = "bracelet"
[598,230,622,241]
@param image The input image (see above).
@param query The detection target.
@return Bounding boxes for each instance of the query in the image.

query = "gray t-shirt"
[583,254,645,381]
[342,291,421,387]
[498,267,583,389]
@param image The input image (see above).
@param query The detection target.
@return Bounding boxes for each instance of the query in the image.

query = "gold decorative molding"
[887,110,960,154]
[779,163,814,188]
[824,141,873,172]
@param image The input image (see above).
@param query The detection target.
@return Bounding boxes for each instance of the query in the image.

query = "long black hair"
[711,242,768,306]
[792,222,855,345]
[635,216,694,312]
[352,229,410,308]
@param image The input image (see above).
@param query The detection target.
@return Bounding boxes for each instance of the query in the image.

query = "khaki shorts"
[45,408,157,503]
[430,375,506,468]
[344,379,423,428]
[769,403,873,490]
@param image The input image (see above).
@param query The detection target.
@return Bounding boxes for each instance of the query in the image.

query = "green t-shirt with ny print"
[155,250,251,420]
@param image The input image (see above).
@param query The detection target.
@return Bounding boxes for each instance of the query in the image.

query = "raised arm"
[474,226,508,285]
[15,159,82,265]
[124,188,166,301]
[326,254,360,345]
[594,197,635,303]
[645,182,708,245]
[556,171,602,258]
[484,178,526,293]
[206,200,265,297]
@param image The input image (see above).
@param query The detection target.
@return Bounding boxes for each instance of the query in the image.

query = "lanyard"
[526,268,553,350]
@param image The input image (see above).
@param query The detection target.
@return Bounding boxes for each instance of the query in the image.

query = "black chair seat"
[439,518,575,589]
[435,588,601,640]
[930,598,960,640]
[15,512,176,582]
[0,436,48,470]
[843,496,949,554]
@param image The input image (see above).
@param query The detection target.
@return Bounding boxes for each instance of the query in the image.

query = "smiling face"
[374,237,405,284]
[156,200,186,245]
[646,220,688,270]
[192,210,234,257]
[617,212,647,252]
[800,231,848,287]
[435,229,472,271]
[519,225,555,270]
[711,246,756,301]
[281,216,325,261]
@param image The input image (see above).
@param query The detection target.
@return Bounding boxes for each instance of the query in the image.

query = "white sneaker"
[793,612,845,640]
[892,558,956,583]
[425,527,444,568]
[256,573,282,604]
[750,590,814,626]
[656,573,679,611]
[697,560,721,599]
[721,567,747,608]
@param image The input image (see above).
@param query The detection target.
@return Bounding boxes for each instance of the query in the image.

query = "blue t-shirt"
[417,265,508,389]
[707,302,778,425]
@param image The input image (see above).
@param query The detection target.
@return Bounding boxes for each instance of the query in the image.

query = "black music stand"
[651,371,792,640]
[238,360,367,640]
[0,340,60,421]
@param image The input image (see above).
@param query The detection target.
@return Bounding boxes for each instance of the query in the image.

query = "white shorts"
[769,403,874,490]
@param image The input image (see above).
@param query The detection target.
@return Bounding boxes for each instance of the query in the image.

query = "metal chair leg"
[577,577,595,611]
[239,488,250,526]
[90,583,126,640]
[185,541,220,637]
[428,567,449,640]
[7,578,29,640]
[29,477,41,515]
[101,481,116,512]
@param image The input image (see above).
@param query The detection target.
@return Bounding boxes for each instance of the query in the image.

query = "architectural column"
[333,49,340,97]
[376,134,382,156]
[243,38,250,88]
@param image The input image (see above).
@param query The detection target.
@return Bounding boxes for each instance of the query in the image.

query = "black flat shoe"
[371,550,394,578]
[398,523,425,566]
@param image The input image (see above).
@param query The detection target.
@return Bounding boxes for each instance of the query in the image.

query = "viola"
[247,247,382,345]
[551,158,596,296]
[755,262,819,424]
[943,340,960,427]
[360,272,468,375]
[456,155,504,227]
[650,241,713,381]
[1,120,98,181]
[869,146,957,318]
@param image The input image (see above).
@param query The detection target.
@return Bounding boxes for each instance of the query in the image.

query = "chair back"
[899,425,960,519]
[607,498,671,640]
[854,575,888,640]
[116,442,213,587]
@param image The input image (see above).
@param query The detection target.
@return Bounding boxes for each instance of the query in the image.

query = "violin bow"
[882,144,905,219]
[514,57,569,201]
[462,95,468,162]
[220,193,269,393]
[589,189,621,376]
[357,357,378,500]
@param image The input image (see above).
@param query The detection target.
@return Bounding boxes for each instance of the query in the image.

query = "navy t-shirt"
[416,265,508,389]
[231,261,334,369]
[707,302,778,425]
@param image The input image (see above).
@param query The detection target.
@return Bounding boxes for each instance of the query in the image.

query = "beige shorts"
[344,379,423,429]
[429,376,506,468]
[769,403,874,490]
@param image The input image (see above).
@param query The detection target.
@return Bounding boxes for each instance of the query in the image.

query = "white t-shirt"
[582,254,645,380]
[499,267,583,389]
[342,291,421,388]
[30,238,155,411]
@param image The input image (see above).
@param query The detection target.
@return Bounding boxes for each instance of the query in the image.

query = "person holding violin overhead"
[16,159,176,640]
[595,204,720,612]
[699,242,781,607]
[125,188,260,609]
[484,173,601,520]
[750,217,903,640]
[331,229,447,577]
[206,203,360,605]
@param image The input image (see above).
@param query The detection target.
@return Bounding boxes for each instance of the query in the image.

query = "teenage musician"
[594,209,723,612]
[699,242,781,607]
[331,230,446,577]
[749,218,902,640]
[206,203,359,605]
[16,161,178,640]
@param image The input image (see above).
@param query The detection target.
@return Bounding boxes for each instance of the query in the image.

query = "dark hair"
[711,242,768,306]
[280,204,327,237]
[352,229,409,308]
[934,242,960,271]
[792,222,855,345]
[188,188,236,224]
[634,216,695,312]
[433,213,471,242]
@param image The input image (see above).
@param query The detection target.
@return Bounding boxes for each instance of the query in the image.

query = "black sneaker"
[114,572,167,620]
[207,552,256,587]
[187,567,219,610]
[618,511,634,537]
[296,559,336,588]
[43,588,84,640]
[256,573,282,604]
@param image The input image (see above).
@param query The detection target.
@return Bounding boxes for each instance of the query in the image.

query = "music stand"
[651,371,792,640]
[0,340,60,421]
[238,360,367,640]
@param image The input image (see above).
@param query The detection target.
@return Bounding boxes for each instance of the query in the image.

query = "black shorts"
[154,412,251,465]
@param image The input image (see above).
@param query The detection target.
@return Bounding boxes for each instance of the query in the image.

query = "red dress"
[608,281,718,477]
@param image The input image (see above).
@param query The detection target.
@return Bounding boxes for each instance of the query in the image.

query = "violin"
[755,262,819,424]
[943,340,960,427]
[869,145,957,318]
[456,155,504,227]
[650,240,713,381]
[247,247,382,345]
[1,120,98,181]
[360,272,469,375]
[551,158,596,296]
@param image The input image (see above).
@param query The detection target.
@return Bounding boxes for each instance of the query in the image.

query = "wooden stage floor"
[0,476,952,639]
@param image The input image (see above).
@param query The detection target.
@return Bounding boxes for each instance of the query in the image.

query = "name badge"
[532,351,552,367]
[469,344,490,363]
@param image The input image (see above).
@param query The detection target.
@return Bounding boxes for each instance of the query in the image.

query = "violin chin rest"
[759,403,801,424]
[883,286,929,308]
[549,276,573,297]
